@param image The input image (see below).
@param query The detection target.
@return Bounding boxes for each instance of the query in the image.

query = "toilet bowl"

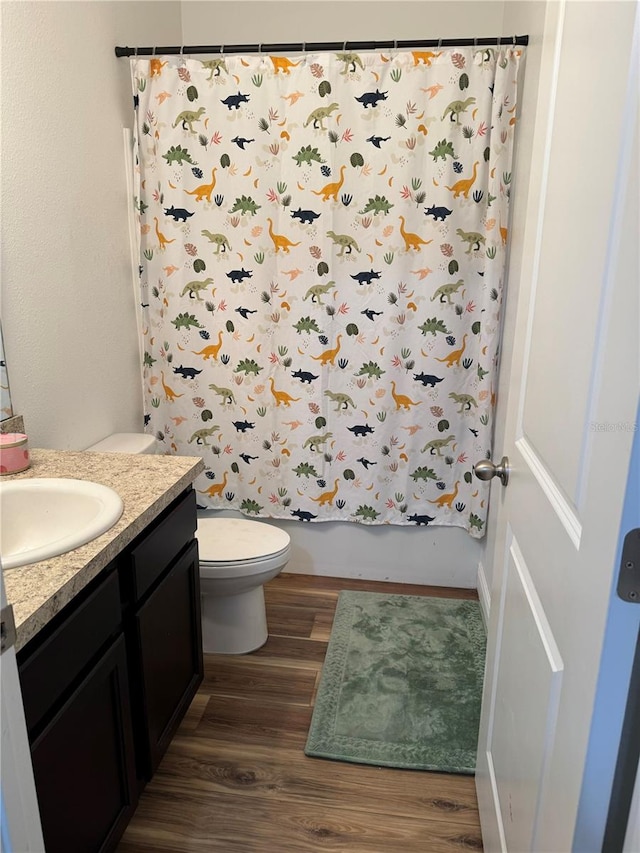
[86,433,291,654]
[198,517,290,654]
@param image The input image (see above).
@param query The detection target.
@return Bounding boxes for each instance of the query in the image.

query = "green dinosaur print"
[201,230,232,253]
[209,383,236,404]
[163,145,197,165]
[335,53,365,73]
[229,195,261,216]
[200,58,229,80]
[324,390,356,411]
[410,466,439,482]
[430,280,465,304]
[441,97,476,123]
[355,361,385,379]
[469,513,485,531]
[234,358,262,375]
[358,195,394,216]
[428,139,457,161]
[172,107,206,132]
[293,316,322,335]
[187,425,220,446]
[303,432,333,451]
[303,103,339,130]
[171,312,203,329]
[240,499,263,515]
[353,505,380,521]
[303,281,335,304]
[418,317,449,336]
[292,145,326,167]
[326,231,361,256]
[456,228,486,253]
[449,392,478,413]
[421,435,456,456]
[179,278,214,300]
[293,462,319,478]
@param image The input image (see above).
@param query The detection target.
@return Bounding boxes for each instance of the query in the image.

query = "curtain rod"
[115,35,528,58]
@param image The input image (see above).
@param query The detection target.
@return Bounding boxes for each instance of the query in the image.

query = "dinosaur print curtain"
[131,46,523,537]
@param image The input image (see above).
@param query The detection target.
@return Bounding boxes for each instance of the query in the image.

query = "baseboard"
[477,561,491,628]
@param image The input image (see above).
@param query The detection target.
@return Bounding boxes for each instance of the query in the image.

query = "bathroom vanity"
[4,449,204,853]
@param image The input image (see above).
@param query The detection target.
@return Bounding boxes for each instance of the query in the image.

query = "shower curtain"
[131,46,522,536]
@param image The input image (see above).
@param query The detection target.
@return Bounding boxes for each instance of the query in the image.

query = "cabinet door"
[30,635,137,853]
[135,539,203,776]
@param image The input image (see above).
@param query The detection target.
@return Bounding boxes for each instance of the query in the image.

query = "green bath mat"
[305,591,486,773]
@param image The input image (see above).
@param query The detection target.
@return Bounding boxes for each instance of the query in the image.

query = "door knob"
[474,456,510,486]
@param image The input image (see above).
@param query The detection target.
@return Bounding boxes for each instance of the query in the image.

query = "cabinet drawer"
[127,488,197,602]
[19,568,121,735]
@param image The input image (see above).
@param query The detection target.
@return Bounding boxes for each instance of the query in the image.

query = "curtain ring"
[152,46,156,57]
[134,46,138,57]
[258,43,263,57]
[513,35,517,46]
[220,43,225,55]
[343,40,347,52]
[437,38,442,51]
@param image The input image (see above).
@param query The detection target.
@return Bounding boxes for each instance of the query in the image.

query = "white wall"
[181,0,506,43]
[1,1,182,450]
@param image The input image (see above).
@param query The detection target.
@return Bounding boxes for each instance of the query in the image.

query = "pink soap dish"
[0,433,30,475]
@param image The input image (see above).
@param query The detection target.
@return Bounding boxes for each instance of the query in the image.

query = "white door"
[475,2,639,851]
[0,564,44,852]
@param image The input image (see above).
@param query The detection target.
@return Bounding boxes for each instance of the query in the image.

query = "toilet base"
[201,585,268,654]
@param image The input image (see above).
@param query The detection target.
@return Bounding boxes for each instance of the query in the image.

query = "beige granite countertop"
[2,449,204,651]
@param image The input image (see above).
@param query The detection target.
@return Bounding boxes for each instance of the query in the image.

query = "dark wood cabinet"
[30,636,137,853]
[17,486,202,853]
[126,539,203,778]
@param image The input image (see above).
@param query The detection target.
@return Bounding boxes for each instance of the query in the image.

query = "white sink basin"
[0,478,124,569]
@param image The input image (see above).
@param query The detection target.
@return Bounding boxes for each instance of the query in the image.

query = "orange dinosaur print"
[311,479,340,507]
[435,334,468,367]
[192,331,224,360]
[429,481,460,508]
[270,56,301,74]
[269,378,300,407]
[390,381,421,411]
[184,168,217,203]
[153,217,175,251]
[311,335,342,366]
[399,217,432,252]
[312,165,346,203]
[160,371,183,402]
[445,162,479,199]
[282,91,305,106]
[150,59,168,77]
[199,472,228,499]
[411,51,441,66]
[266,218,301,254]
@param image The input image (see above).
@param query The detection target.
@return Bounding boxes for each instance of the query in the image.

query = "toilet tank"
[86,433,158,455]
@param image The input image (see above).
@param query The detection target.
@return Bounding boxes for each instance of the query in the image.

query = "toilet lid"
[197,518,290,563]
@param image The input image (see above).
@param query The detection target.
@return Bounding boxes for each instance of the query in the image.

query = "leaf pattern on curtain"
[131,47,522,536]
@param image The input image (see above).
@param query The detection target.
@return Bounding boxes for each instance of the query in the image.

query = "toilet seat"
[197,518,291,578]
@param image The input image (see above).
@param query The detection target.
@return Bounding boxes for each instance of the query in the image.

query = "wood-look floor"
[117,574,484,853]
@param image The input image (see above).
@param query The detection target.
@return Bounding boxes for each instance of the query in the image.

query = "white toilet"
[86,433,291,654]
